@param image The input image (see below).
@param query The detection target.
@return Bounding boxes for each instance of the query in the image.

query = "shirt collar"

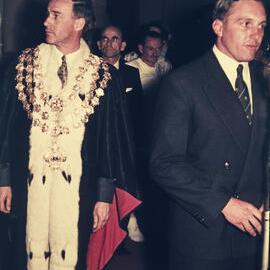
[212,45,253,113]
[51,39,89,67]
[113,59,120,69]
[213,45,249,71]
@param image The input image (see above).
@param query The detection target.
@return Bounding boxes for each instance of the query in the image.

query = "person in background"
[127,30,171,89]
[150,0,268,269]
[127,30,171,143]
[127,29,172,266]
[97,25,143,151]
[125,21,172,75]
[97,25,144,243]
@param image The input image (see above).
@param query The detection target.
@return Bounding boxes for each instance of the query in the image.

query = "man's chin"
[241,47,258,61]
[45,37,55,45]
[238,54,256,62]
[104,52,119,58]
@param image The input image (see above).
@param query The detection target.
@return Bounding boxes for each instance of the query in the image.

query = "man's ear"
[138,44,143,54]
[97,40,101,50]
[120,41,127,52]
[74,17,85,32]
[212,19,223,37]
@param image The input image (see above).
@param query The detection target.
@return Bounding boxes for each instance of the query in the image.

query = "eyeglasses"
[100,36,122,43]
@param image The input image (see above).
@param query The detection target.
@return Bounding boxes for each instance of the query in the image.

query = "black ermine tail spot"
[79,93,85,101]
[44,251,51,260]
[62,171,68,181]
[42,175,46,185]
[61,250,66,260]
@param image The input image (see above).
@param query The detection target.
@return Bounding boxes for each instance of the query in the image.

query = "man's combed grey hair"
[72,0,95,34]
[213,0,264,21]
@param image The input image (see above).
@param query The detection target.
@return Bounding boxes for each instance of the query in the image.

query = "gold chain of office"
[15,46,112,134]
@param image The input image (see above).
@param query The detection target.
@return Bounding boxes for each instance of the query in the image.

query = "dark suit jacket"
[150,51,268,259]
[117,59,143,148]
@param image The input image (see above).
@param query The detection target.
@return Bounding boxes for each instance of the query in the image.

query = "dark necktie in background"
[235,64,252,126]
[57,55,68,88]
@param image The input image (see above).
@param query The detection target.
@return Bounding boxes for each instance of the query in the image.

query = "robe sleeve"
[0,62,18,187]
[95,65,139,203]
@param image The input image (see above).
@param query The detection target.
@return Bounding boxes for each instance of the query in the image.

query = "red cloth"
[86,187,141,270]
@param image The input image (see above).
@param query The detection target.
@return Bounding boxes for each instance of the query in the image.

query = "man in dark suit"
[150,0,268,270]
[97,25,143,150]
[97,25,145,242]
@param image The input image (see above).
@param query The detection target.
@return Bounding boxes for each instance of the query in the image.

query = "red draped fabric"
[86,187,141,270]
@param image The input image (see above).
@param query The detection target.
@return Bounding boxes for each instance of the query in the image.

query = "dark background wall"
[106,0,217,66]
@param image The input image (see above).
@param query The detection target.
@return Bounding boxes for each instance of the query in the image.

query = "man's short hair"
[213,0,264,21]
[72,0,95,34]
[100,25,125,41]
[139,21,170,43]
[138,30,163,46]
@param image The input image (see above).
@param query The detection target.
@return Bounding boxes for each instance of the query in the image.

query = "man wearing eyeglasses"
[97,25,142,140]
[97,25,144,243]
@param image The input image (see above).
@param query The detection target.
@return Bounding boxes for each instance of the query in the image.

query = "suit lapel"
[236,62,268,191]
[201,52,251,154]
[242,62,265,162]
[247,62,259,150]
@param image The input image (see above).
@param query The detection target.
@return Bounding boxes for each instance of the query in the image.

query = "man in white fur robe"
[0,0,139,269]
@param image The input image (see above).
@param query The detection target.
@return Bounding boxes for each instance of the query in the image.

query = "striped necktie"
[235,64,252,126]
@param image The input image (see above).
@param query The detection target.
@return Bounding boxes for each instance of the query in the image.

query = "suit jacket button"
[224,162,230,169]
[234,193,240,199]
[200,217,205,223]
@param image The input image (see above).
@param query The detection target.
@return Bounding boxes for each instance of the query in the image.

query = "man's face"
[139,37,162,67]
[97,27,126,61]
[44,0,82,50]
[213,0,266,62]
